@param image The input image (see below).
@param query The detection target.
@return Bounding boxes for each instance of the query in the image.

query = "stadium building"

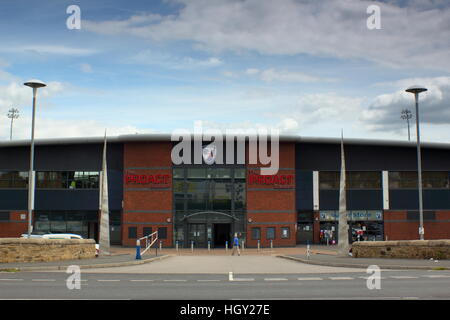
[0,134,449,247]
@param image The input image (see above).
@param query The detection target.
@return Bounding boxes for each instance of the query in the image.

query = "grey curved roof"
[0,133,449,150]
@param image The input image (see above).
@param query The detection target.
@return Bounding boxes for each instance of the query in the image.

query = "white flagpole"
[338,130,350,256]
[99,130,110,255]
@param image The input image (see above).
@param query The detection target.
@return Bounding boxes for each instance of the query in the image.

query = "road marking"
[389,276,418,279]
[197,280,221,282]
[32,279,56,282]
[264,278,288,281]
[163,280,187,282]
[130,279,154,282]
[232,278,255,282]
[97,280,120,282]
[297,277,323,281]
[329,277,354,280]
[0,279,23,281]
[423,275,450,278]
[359,276,387,280]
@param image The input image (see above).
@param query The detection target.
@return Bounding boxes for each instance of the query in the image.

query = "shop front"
[319,210,384,244]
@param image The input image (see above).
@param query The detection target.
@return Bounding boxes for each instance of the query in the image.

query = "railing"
[136,231,158,259]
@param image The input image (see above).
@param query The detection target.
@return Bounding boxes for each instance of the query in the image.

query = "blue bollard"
[136,239,141,260]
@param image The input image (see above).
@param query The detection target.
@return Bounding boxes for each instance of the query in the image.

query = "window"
[143,227,152,237]
[158,227,167,239]
[173,168,184,179]
[347,172,381,189]
[423,172,450,189]
[0,171,29,188]
[251,227,261,240]
[319,172,339,189]
[208,168,231,179]
[320,171,381,189]
[187,168,206,179]
[266,227,275,240]
[281,227,290,239]
[128,227,137,239]
[389,172,450,189]
[234,168,246,179]
[36,171,99,189]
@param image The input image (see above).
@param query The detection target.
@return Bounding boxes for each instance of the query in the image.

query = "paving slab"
[81,255,363,274]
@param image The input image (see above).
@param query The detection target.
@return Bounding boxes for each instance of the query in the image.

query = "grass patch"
[0,268,20,272]
[432,267,448,271]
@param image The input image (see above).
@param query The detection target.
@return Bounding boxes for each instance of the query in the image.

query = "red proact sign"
[248,170,294,187]
[125,173,171,186]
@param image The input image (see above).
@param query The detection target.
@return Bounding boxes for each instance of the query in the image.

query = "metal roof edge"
[0,134,449,150]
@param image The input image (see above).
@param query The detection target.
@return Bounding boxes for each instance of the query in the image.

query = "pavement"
[80,255,363,274]
[280,253,450,270]
[0,253,170,271]
[2,244,449,272]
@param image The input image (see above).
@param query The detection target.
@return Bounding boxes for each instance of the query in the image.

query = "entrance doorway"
[188,223,206,248]
[213,223,231,247]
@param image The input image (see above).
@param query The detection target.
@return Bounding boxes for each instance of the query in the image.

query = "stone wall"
[0,238,96,263]
[352,240,450,259]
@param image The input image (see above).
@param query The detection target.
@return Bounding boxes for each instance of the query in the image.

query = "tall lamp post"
[24,79,46,238]
[401,109,412,141]
[7,108,20,140]
[405,85,427,240]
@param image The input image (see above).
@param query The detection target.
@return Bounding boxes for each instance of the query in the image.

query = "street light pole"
[405,85,427,240]
[24,80,46,238]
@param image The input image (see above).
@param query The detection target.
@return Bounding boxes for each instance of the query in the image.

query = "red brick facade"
[122,142,173,247]
[0,211,28,237]
[384,210,450,240]
[120,141,298,247]
[246,142,296,247]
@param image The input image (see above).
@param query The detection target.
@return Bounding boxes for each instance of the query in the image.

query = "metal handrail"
[137,231,158,257]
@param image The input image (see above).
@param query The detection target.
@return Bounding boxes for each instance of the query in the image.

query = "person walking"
[231,233,240,256]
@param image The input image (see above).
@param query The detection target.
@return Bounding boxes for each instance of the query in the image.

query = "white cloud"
[0,115,158,140]
[80,63,93,73]
[83,0,450,71]
[0,45,99,56]
[128,50,223,69]
[245,68,260,75]
[360,76,450,132]
[258,68,336,83]
[0,81,66,119]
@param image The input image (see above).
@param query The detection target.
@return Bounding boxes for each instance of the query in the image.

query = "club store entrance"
[213,223,231,247]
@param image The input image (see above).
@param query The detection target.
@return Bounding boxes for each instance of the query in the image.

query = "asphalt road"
[1,270,449,300]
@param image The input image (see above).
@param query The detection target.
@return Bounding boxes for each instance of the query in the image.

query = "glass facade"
[319,171,382,189]
[173,167,246,248]
[0,171,99,189]
[389,171,450,189]
[0,171,29,188]
[33,210,121,243]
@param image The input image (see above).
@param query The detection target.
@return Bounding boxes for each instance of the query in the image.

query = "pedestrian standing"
[231,233,240,256]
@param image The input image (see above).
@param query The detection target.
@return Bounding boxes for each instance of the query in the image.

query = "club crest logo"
[202,143,216,165]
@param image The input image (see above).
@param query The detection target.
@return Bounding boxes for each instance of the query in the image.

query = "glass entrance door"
[188,223,206,248]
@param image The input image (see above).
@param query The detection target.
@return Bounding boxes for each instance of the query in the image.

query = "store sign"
[124,173,171,187]
[320,210,383,221]
[248,170,294,188]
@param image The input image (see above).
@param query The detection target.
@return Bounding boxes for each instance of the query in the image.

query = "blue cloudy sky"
[0,0,449,142]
